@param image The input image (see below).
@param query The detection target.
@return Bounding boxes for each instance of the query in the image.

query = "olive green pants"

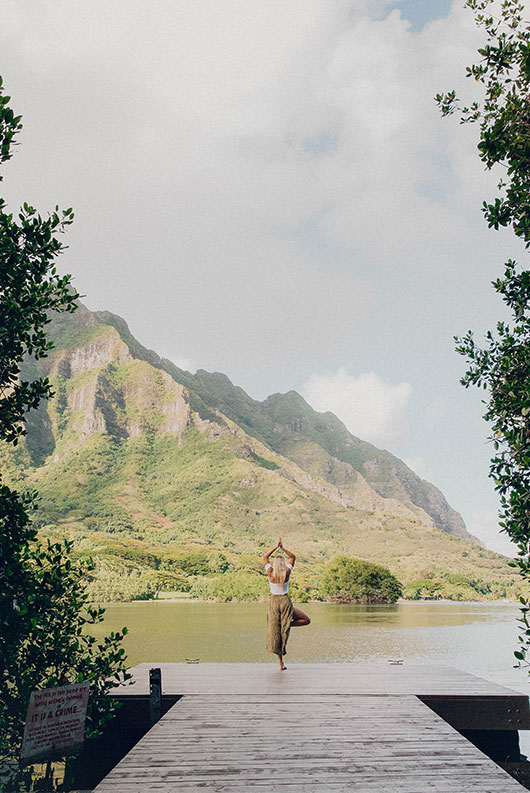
[266,594,294,655]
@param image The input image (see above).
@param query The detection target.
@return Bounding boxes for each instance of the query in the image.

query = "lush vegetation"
[4,411,518,604]
[403,572,498,601]
[41,520,510,604]
[437,0,530,663]
[0,79,129,790]
[320,556,402,604]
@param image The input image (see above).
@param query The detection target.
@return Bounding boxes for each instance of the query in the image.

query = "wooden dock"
[93,663,530,792]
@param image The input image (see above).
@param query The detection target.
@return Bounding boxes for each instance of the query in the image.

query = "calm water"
[93,601,525,680]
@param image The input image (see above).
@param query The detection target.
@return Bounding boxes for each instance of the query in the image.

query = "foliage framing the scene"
[436,0,530,666]
[0,76,131,786]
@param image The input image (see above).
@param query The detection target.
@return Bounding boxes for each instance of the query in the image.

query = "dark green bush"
[320,555,402,604]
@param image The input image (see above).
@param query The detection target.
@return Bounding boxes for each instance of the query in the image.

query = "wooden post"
[149,667,162,727]
[43,759,53,792]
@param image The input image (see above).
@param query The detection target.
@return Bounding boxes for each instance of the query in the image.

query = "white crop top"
[264,563,293,595]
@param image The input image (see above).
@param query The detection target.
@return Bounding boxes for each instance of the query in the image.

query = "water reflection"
[308,602,514,628]
[91,601,519,672]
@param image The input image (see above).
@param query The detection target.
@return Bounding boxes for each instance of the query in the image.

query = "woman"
[263,537,310,670]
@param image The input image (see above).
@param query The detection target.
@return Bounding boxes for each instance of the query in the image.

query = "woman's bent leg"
[291,607,311,627]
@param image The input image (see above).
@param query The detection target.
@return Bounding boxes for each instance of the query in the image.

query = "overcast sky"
[2,0,524,555]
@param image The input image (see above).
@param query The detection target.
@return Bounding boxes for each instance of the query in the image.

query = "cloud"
[425,399,445,425]
[467,506,517,557]
[0,2,502,330]
[302,369,412,448]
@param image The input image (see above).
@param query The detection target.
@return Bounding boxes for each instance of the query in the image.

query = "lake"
[92,600,525,679]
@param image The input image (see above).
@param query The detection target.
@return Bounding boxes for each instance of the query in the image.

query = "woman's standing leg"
[267,596,286,668]
[278,596,294,659]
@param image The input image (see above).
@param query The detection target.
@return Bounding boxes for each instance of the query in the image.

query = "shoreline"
[90,596,520,606]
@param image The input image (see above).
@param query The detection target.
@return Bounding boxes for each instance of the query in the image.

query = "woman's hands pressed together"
[262,536,295,566]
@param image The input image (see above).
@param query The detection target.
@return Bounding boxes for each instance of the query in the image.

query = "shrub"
[320,555,402,604]
[165,550,228,576]
[143,570,190,593]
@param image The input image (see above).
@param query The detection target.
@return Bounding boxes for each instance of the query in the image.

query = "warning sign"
[21,682,90,763]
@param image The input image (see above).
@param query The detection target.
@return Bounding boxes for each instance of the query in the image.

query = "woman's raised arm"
[262,540,280,566]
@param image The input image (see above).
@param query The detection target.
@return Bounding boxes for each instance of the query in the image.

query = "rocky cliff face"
[159,372,477,542]
[15,303,477,545]
[363,454,471,540]
[20,308,227,465]
[57,333,190,444]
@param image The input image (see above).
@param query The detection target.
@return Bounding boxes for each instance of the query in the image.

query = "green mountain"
[2,303,518,601]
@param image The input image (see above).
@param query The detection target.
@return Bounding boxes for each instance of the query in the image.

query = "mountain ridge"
[95,307,475,542]
[2,302,516,602]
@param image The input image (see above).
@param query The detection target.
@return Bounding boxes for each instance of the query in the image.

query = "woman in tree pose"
[263,537,310,670]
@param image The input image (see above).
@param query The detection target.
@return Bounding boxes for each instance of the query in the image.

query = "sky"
[2,0,525,555]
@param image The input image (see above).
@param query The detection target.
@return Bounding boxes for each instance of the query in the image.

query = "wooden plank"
[94,692,527,793]
[114,662,527,696]
[92,782,520,793]
[109,663,530,730]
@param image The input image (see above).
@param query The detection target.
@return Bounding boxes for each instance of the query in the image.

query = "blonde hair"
[272,555,288,584]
